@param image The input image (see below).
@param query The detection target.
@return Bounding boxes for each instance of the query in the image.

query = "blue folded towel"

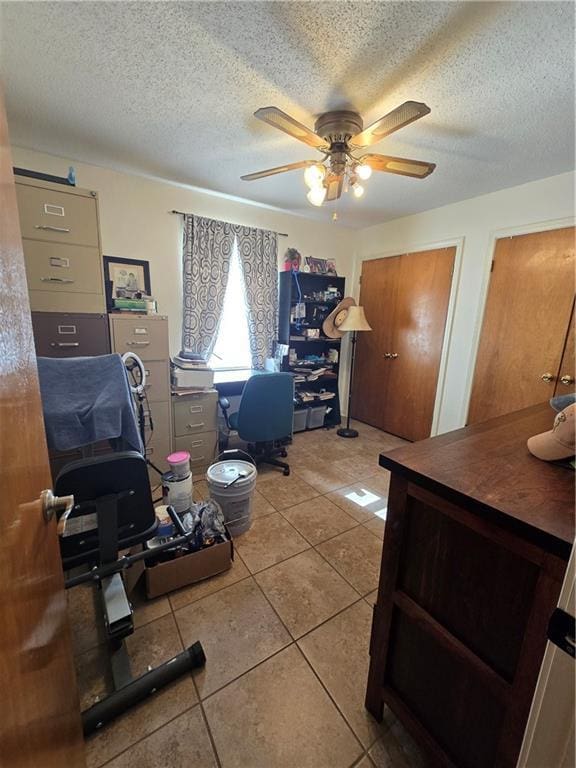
[37,354,143,453]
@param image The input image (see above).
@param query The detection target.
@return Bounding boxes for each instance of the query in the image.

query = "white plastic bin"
[306,405,327,429]
[293,409,308,433]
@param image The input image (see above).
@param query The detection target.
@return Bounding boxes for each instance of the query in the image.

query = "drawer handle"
[187,422,205,429]
[34,225,71,233]
[50,342,79,348]
[41,277,75,284]
[145,447,154,456]
[190,440,204,448]
[126,341,150,346]
[190,456,205,464]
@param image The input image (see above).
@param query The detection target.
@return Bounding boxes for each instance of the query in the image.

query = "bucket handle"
[216,448,255,465]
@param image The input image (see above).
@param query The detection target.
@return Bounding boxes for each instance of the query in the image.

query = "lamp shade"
[338,305,372,332]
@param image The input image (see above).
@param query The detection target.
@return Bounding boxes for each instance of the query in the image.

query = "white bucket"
[206,460,257,536]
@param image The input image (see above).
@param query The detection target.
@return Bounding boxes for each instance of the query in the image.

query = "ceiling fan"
[241,101,436,206]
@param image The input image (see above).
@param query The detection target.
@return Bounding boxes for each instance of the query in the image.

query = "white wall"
[12,146,357,358]
[356,171,575,434]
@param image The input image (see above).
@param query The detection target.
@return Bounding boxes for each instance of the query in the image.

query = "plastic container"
[206,460,257,537]
[293,409,308,433]
[306,405,327,429]
[167,451,191,478]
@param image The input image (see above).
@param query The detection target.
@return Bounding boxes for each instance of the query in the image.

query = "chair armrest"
[218,397,231,429]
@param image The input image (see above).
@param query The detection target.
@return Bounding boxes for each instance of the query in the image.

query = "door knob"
[390,353,399,359]
[541,373,555,383]
[40,489,75,535]
[560,375,575,386]
[383,353,391,358]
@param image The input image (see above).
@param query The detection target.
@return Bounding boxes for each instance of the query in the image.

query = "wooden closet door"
[468,228,575,425]
[351,256,399,426]
[352,247,455,441]
[383,247,456,441]
[554,302,575,396]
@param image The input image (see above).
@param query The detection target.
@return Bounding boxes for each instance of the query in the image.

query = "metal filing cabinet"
[109,314,172,478]
[172,389,219,478]
[31,312,110,357]
[15,175,106,314]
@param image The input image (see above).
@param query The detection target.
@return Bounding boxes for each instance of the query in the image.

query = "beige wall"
[355,171,575,434]
[12,146,357,357]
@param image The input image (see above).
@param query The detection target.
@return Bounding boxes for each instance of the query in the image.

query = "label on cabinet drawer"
[57,325,77,335]
[50,256,70,268]
[44,203,65,216]
[134,327,148,335]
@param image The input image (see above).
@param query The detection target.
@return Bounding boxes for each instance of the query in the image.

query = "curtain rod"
[169,209,288,237]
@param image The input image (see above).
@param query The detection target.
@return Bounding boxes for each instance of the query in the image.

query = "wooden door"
[351,256,399,426]
[0,93,86,766]
[554,303,575,396]
[352,247,455,441]
[468,228,575,425]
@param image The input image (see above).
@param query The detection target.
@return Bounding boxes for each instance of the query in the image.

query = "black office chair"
[56,452,206,736]
[219,373,294,476]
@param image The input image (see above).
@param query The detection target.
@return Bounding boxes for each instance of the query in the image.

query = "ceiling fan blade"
[362,154,436,179]
[325,174,343,201]
[241,160,317,181]
[351,101,431,147]
[254,106,328,149]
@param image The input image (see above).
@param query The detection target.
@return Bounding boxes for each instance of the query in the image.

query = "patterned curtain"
[181,214,235,360]
[234,226,279,369]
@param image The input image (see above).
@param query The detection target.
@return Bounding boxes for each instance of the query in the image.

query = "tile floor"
[69,420,426,768]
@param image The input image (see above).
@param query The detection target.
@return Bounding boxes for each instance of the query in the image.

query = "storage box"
[144,533,233,599]
[293,408,308,432]
[306,405,327,429]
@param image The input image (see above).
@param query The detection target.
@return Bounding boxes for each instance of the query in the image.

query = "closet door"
[352,247,455,441]
[351,256,399,426]
[555,303,575,396]
[381,247,455,440]
[468,228,575,425]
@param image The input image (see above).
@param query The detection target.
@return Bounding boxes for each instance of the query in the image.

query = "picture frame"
[103,256,152,311]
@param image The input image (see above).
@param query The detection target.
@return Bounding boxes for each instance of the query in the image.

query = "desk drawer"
[16,183,99,247]
[142,361,170,403]
[24,240,103,295]
[32,312,110,357]
[173,392,218,437]
[174,431,217,471]
[111,317,168,361]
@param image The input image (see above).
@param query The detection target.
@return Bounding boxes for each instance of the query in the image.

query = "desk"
[213,368,270,397]
[366,404,574,768]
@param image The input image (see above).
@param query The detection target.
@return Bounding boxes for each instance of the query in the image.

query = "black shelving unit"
[278,270,346,430]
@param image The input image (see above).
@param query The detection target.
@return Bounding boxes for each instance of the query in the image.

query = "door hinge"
[359,274,362,284]
[547,608,575,658]
[490,260,495,272]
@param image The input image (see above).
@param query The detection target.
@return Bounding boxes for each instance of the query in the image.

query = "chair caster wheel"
[283,468,290,476]
[280,449,287,458]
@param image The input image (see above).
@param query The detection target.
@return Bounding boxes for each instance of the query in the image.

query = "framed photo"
[326,259,338,276]
[306,328,320,339]
[103,256,151,310]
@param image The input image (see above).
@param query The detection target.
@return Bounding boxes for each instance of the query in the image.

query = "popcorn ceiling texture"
[1,1,574,228]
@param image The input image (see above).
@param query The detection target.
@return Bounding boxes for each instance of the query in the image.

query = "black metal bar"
[169,210,288,236]
[98,495,119,564]
[82,642,206,736]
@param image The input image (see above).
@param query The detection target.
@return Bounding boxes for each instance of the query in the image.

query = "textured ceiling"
[1,1,574,228]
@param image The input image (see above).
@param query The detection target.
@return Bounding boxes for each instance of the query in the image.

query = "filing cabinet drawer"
[24,240,103,295]
[174,431,217,471]
[145,439,171,477]
[143,401,171,445]
[142,361,170,403]
[173,391,218,437]
[110,316,169,361]
[16,182,99,247]
[32,312,110,357]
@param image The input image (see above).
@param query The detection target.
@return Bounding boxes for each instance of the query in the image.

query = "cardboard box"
[144,533,233,599]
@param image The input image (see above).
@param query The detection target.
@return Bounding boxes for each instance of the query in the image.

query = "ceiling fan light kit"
[241,101,436,208]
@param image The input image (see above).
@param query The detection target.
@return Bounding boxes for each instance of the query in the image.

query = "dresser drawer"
[24,240,103,295]
[173,391,218,437]
[142,361,170,403]
[32,312,110,357]
[174,431,217,471]
[16,182,99,247]
[110,316,168,361]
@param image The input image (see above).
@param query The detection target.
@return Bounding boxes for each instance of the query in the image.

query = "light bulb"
[356,163,372,180]
[304,164,326,189]
[352,183,365,198]
[307,186,327,206]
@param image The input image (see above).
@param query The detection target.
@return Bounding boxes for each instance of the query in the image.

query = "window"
[209,241,252,370]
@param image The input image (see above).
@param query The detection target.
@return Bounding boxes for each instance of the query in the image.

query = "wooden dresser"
[366,404,574,768]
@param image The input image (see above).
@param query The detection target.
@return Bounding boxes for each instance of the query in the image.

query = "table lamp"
[337,306,372,438]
